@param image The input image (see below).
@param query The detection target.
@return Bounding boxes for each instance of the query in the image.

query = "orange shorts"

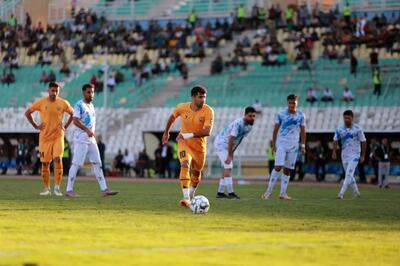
[177,141,206,172]
[39,137,64,163]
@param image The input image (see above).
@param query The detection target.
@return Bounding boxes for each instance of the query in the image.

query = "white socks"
[225,177,234,193]
[182,188,190,200]
[93,163,107,191]
[66,164,79,192]
[267,169,281,193]
[189,186,197,198]
[218,178,225,193]
[280,174,290,196]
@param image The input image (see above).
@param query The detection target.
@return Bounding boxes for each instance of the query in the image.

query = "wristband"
[182,133,194,139]
[301,144,306,148]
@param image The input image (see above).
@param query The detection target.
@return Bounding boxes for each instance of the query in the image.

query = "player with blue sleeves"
[214,106,256,199]
[66,84,118,197]
[332,110,366,199]
[262,94,306,200]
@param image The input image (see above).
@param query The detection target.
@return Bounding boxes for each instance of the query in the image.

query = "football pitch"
[0,178,399,266]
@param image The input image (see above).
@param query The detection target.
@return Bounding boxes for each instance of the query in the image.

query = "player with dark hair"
[65,84,118,197]
[162,85,214,208]
[214,106,257,199]
[25,82,74,196]
[332,109,366,199]
[262,94,306,200]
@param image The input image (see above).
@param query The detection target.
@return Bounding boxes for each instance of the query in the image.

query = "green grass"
[0,178,399,266]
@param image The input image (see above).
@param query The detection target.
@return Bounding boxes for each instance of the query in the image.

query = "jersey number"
[179,151,186,159]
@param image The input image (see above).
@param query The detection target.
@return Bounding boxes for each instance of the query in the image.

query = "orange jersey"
[29,97,73,143]
[172,102,214,152]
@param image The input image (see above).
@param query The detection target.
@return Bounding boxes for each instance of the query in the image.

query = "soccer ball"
[191,195,210,214]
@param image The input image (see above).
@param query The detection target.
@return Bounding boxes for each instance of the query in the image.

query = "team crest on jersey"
[57,107,61,111]
[199,117,205,122]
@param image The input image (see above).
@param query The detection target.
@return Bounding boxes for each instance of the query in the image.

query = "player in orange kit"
[162,85,214,208]
[25,82,74,196]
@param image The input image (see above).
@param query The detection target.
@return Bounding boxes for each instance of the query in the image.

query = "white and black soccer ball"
[190,195,210,214]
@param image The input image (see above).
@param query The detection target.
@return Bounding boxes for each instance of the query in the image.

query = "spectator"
[370,49,379,67]
[290,145,305,181]
[285,5,294,29]
[10,55,19,69]
[372,68,381,96]
[0,147,9,175]
[350,53,358,77]
[136,149,150,178]
[107,74,116,92]
[180,63,188,86]
[62,140,71,176]
[1,71,16,85]
[341,87,354,102]
[375,138,391,188]
[252,99,262,114]
[306,88,317,104]
[154,143,172,178]
[113,150,124,174]
[48,71,56,83]
[298,56,311,70]
[8,13,17,27]
[187,9,198,28]
[343,3,352,25]
[237,4,247,29]
[39,71,48,83]
[369,138,379,184]
[312,140,327,182]
[266,140,275,176]
[16,139,27,175]
[60,63,71,76]
[31,146,40,175]
[42,53,52,65]
[321,87,334,102]
[122,149,135,176]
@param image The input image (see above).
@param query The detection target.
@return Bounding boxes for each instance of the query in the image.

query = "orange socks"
[179,167,190,188]
[54,161,63,187]
[41,164,50,189]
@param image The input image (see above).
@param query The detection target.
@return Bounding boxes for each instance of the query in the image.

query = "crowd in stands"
[306,86,355,104]
[1,3,399,95]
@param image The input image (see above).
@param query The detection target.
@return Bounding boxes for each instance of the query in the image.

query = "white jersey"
[214,118,253,151]
[73,99,96,143]
[334,123,366,161]
[275,108,305,146]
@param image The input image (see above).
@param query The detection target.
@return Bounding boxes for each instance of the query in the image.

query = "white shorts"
[275,143,298,170]
[72,138,102,167]
[216,149,233,169]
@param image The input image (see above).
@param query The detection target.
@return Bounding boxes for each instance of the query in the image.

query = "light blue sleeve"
[230,123,240,137]
[73,102,82,119]
[300,112,306,126]
[358,127,366,142]
[333,128,340,141]
[274,113,281,125]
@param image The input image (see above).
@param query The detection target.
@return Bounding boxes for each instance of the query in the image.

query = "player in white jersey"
[262,94,306,200]
[332,110,366,199]
[65,84,118,197]
[214,106,256,199]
